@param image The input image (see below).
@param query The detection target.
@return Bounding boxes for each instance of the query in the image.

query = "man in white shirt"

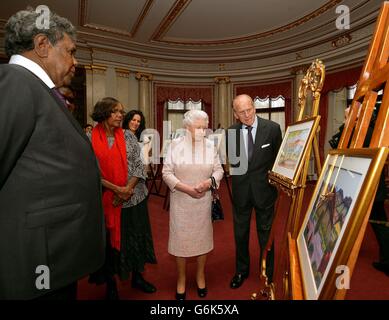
[227,94,282,289]
[0,7,105,300]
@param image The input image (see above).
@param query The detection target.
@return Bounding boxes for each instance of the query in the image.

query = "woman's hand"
[194,179,212,193]
[115,185,134,201]
[175,182,206,199]
[186,186,206,199]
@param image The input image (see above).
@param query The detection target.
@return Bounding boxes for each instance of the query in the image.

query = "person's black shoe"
[230,273,248,289]
[131,272,157,293]
[197,287,207,298]
[175,291,186,300]
[372,262,389,276]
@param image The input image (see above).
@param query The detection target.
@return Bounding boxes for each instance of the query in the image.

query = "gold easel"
[288,1,389,300]
[253,59,324,300]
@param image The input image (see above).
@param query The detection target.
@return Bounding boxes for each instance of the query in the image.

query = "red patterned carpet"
[77,179,389,300]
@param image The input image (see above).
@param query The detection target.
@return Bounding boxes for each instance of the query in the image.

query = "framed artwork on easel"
[269,116,321,188]
[296,147,388,299]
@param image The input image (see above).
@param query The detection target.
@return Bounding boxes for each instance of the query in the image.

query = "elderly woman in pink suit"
[162,110,224,300]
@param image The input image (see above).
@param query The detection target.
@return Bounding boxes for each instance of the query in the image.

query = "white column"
[128,71,139,110]
[105,66,117,98]
[115,68,130,111]
[214,76,231,130]
[85,65,107,125]
[135,72,153,128]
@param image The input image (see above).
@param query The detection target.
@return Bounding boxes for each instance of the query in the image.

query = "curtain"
[155,85,213,142]
[235,80,293,129]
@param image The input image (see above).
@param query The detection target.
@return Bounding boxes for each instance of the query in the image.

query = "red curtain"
[154,85,213,140]
[235,80,293,129]
[318,66,362,161]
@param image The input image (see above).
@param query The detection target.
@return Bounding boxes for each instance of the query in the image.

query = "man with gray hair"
[0,8,105,299]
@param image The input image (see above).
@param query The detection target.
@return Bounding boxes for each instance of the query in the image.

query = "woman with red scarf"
[88,97,156,299]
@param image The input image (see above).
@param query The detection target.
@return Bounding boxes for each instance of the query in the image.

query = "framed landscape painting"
[270,116,320,186]
[296,147,388,299]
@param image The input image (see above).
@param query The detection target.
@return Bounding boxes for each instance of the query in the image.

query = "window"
[253,96,285,135]
[165,99,202,137]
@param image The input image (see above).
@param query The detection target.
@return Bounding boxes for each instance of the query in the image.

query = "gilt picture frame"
[270,116,321,187]
[296,147,388,299]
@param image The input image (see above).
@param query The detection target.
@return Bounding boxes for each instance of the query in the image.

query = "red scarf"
[91,123,128,251]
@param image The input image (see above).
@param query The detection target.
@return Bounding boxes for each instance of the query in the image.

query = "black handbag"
[210,176,224,222]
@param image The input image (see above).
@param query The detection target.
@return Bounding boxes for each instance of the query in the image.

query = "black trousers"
[232,187,276,282]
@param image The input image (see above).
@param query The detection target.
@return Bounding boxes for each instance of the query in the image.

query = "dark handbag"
[210,176,224,222]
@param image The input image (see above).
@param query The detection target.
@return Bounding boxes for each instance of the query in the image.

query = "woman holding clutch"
[162,110,224,300]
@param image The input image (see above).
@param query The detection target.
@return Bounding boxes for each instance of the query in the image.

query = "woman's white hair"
[182,110,209,128]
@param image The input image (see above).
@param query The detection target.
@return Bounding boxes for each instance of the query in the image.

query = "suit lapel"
[49,88,91,144]
[14,65,90,144]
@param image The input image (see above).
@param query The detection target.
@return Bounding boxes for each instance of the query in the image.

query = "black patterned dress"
[117,130,157,279]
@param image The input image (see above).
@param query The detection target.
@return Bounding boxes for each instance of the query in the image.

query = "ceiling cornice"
[154,0,342,45]
[76,16,375,65]
[79,0,155,39]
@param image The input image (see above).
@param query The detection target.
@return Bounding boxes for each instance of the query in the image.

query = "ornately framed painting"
[270,116,321,187]
[296,147,388,299]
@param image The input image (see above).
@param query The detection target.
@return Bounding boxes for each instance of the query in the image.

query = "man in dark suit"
[227,94,282,289]
[0,8,105,299]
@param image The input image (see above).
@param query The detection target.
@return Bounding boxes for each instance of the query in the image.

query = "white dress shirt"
[242,115,258,156]
[9,54,55,89]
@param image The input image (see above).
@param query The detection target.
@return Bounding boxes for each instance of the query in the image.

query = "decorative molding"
[90,64,107,74]
[295,52,304,60]
[214,76,231,84]
[218,64,226,71]
[83,23,132,37]
[81,64,92,70]
[115,68,131,78]
[150,0,192,41]
[332,34,352,48]
[79,0,132,37]
[140,58,149,67]
[79,0,153,38]
[290,64,311,75]
[131,0,154,37]
[155,0,342,45]
[91,64,107,70]
[75,26,371,67]
[136,72,153,81]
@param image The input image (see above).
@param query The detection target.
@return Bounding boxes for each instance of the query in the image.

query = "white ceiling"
[0,0,383,64]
